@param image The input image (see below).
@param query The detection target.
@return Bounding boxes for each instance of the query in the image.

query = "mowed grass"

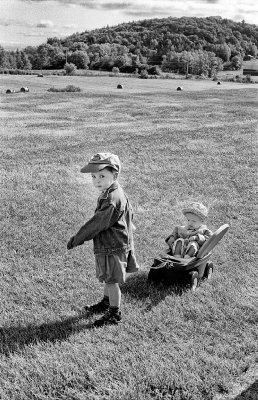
[0,75,257,400]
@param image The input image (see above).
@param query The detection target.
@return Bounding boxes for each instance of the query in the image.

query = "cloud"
[22,0,97,6]
[23,0,220,5]
[0,19,10,27]
[238,7,258,15]
[0,17,55,30]
[101,2,133,10]
[17,0,258,25]
[21,0,162,10]
[123,8,172,18]
[0,18,33,28]
[22,31,47,38]
[63,24,78,29]
[36,20,54,28]
[68,0,132,10]
[70,0,221,14]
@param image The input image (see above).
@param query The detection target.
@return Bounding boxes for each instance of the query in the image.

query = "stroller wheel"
[189,271,198,291]
[204,262,214,280]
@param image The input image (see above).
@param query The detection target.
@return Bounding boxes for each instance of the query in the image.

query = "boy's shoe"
[82,299,109,315]
[92,309,122,327]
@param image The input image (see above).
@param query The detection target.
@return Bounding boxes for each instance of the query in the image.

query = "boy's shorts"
[95,251,139,284]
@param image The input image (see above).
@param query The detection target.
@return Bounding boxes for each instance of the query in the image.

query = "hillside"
[1,16,258,75]
[64,15,258,54]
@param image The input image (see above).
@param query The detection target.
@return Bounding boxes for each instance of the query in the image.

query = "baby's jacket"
[165,225,213,247]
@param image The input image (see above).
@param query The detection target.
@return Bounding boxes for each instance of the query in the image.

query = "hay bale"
[177,86,183,91]
[217,81,221,85]
[20,86,29,92]
[117,84,123,89]
[6,89,15,94]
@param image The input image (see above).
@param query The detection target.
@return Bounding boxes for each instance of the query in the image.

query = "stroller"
[148,224,229,291]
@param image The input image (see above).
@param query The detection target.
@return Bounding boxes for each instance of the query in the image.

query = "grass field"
[0,75,257,400]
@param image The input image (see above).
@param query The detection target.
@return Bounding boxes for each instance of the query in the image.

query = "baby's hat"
[182,202,208,221]
[81,152,121,173]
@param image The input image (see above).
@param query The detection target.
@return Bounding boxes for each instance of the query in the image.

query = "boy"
[166,202,213,259]
[67,152,138,327]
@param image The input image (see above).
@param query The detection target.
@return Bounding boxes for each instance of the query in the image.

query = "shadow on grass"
[0,273,188,356]
[0,314,92,356]
[122,270,188,311]
[233,379,258,400]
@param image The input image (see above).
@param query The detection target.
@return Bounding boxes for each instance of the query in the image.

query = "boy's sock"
[103,295,110,307]
[109,306,119,314]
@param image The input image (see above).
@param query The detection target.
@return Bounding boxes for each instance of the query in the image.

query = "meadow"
[0,74,257,400]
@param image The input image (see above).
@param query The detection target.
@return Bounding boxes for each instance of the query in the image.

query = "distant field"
[217,69,258,82]
[1,72,258,95]
[0,75,257,400]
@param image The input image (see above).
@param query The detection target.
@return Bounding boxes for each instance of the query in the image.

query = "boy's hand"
[67,236,75,250]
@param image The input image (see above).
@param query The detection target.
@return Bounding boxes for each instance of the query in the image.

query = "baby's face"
[185,213,202,230]
[91,168,116,192]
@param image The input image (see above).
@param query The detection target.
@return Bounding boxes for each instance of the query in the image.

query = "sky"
[0,0,258,50]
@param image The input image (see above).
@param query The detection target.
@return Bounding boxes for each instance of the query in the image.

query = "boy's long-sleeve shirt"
[70,182,135,255]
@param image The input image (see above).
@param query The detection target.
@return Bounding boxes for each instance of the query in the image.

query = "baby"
[165,202,213,259]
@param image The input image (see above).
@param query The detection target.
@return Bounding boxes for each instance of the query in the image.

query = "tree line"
[1,16,257,76]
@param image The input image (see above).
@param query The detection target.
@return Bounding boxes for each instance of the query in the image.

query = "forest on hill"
[1,16,258,77]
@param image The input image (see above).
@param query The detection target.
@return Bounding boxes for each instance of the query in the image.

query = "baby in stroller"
[149,202,229,290]
[165,202,213,259]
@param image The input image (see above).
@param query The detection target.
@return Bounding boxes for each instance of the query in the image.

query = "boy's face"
[185,213,202,230]
[91,168,116,192]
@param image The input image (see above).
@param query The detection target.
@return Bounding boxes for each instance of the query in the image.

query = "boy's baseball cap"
[182,202,208,221]
[80,152,121,173]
